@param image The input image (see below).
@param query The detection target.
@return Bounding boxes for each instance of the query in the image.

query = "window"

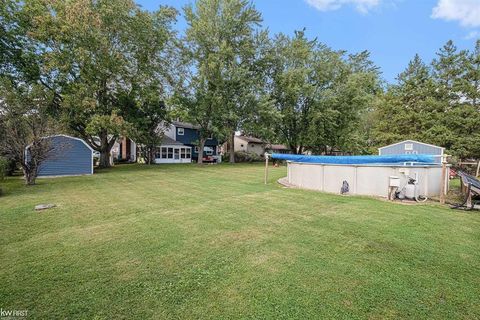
[180,148,186,159]
[161,147,167,159]
[186,148,191,159]
[174,148,180,159]
[194,146,199,153]
[155,147,161,159]
[177,127,184,136]
[404,143,413,151]
[167,147,173,159]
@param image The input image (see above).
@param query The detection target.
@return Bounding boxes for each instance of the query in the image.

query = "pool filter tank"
[404,178,417,199]
[397,174,428,202]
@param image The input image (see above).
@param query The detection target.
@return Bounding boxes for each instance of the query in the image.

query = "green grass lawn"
[1,163,479,319]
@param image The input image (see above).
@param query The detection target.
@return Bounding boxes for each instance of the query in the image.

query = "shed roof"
[378,140,444,151]
[26,134,94,152]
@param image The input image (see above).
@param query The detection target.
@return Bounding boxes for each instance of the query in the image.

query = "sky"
[136,0,480,83]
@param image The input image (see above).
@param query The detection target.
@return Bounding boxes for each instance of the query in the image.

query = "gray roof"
[172,121,200,130]
[237,136,264,143]
[268,144,290,150]
[161,136,184,146]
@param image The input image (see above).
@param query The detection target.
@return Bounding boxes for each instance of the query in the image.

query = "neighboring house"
[378,140,444,163]
[234,135,291,156]
[234,136,265,156]
[163,121,220,162]
[111,137,137,163]
[26,134,93,177]
[108,122,220,164]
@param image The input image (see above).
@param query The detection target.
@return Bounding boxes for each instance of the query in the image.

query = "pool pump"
[389,174,428,202]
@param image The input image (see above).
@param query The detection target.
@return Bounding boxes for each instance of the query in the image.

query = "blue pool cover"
[270,153,436,165]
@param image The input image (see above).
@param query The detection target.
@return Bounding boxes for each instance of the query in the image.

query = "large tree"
[268,30,380,154]
[373,40,480,159]
[372,54,443,147]
[182,0,267,163]
[20,0,178,167]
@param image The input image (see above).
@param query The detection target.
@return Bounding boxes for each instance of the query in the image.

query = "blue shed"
[378,140,444,163]
[26,134,94,177]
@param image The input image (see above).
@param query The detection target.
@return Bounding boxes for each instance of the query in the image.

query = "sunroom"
[154,136,192,164]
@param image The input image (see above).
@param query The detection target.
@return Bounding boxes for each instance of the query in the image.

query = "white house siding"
[234,136,248,152]
[154,145,192,164]
[246,143,265,156]
[234,136,265,156]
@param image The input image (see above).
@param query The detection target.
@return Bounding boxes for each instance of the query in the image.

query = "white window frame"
[177,128,185,136]
[161,147,167,159]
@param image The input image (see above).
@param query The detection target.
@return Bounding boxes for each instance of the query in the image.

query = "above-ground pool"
[272,154,449,198]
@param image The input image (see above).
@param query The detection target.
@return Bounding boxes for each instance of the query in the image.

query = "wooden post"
[476,160,480,177]
[440,155,447,205]
[264,153,269,185]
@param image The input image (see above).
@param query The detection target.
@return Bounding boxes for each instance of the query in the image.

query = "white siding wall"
[234,137,248,152]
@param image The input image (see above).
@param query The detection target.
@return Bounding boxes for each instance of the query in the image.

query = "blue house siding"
[175,127,219,158]
[31,135,93,176]
[379,140,443,163]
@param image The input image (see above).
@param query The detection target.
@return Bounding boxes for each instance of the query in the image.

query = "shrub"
[232,151,263,163]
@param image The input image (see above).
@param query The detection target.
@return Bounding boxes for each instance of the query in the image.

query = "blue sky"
[136,0,480,83]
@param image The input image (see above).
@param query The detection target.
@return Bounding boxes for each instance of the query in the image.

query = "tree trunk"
[99,150,111,168]
[229,132,235,163]
[149,147,155,165]
[98,132,112,168]
[289,144,297,154]
[197,138,206,164]
[23,167,37,185]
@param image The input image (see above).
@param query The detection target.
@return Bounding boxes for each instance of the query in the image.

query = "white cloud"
[431,0,480,28]
[464,30,480,39]
[305,0,381,14]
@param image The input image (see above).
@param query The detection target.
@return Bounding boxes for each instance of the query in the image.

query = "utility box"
[389,176,400,187]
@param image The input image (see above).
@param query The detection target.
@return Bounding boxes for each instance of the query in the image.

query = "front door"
[174,148,180,160]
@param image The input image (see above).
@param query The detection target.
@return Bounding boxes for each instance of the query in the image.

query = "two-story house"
[153,121,220,164]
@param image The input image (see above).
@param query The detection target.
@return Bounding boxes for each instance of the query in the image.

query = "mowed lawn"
[1,164,479,319]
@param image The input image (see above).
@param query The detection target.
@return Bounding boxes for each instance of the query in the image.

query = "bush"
[225,151,263,163]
